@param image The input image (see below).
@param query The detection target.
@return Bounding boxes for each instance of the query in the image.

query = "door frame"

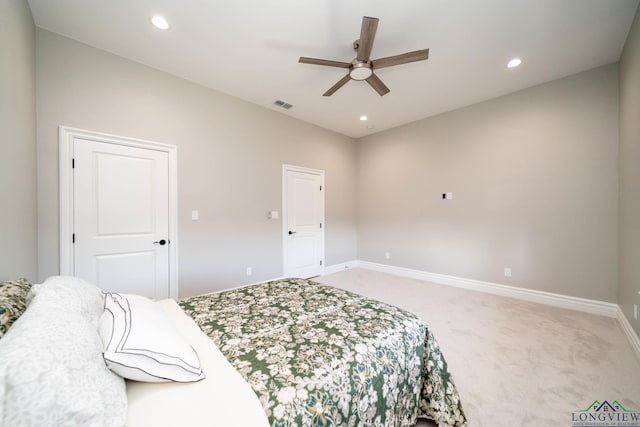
[59,126,179,299]
[282,164,325,277]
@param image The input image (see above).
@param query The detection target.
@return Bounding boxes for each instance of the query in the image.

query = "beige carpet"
[316,268,640,427]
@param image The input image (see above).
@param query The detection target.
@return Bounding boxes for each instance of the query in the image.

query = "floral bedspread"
[179,278,466,427]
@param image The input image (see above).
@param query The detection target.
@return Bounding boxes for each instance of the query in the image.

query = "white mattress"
[125,299,269,427]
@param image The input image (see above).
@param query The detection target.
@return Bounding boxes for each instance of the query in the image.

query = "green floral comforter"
[179,278,466,427]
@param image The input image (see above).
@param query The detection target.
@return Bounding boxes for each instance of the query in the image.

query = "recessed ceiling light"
[507,58,522,68]
[151,15,170,30]
[360,115,368,121]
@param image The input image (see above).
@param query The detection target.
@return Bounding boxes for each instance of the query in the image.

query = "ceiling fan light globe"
[350,63,373,81]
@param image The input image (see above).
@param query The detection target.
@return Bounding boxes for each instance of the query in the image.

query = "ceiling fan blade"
[323,74,351,96]
[366,73,390,96]
[356,16,379,62]
[299,57,351,68]
[372,49,430,70]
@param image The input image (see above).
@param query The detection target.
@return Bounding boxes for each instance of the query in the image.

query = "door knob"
[288,231,296,235]
[153,239,167,245]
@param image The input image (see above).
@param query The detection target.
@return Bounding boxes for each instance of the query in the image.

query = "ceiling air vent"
[274,100,293,110]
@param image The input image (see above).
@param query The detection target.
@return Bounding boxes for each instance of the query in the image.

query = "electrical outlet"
[246,267,252,276]
[504,267,512,277]
[385,252,391,260]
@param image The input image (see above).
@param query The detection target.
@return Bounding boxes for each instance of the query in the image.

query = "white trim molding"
[204,261,640,364]
[323,260,359,276]
[58,126,179,299]
[616,306,640,363]
[322,260,640,362]
[354,260,619,318]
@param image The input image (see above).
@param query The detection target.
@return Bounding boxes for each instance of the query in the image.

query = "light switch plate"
[191,210,199,220]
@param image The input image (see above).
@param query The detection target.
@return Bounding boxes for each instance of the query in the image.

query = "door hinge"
[72,233,75,243]
[320,185,322,191]
[320,260,323,266]
[320,223,322,229]
[72,158,75,169]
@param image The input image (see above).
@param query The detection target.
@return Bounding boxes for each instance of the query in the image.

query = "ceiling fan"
[299,16,429,97]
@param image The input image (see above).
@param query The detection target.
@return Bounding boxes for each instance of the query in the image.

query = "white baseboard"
[323,259,640,362]
[323,260,359,275]
[616,306,640,363]
[354,260,618,318]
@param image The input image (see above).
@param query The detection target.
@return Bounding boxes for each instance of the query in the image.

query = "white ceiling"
[28,0,639,138]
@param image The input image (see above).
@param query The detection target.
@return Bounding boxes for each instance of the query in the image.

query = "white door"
[283,166,324,278]
[73,138,170,299]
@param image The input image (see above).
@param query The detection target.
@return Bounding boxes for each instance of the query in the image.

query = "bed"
[0,276,466,427]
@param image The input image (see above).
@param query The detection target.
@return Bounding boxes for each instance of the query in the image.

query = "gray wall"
[356,65,619,302]
[619,6,640,333]
[36,30,357,298]
[0,0,37,282]
[24,21,634,308]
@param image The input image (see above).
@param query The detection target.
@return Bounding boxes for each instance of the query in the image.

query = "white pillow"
[0,277,127,427]
[100,292,205,383]
[29,275,105,324]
